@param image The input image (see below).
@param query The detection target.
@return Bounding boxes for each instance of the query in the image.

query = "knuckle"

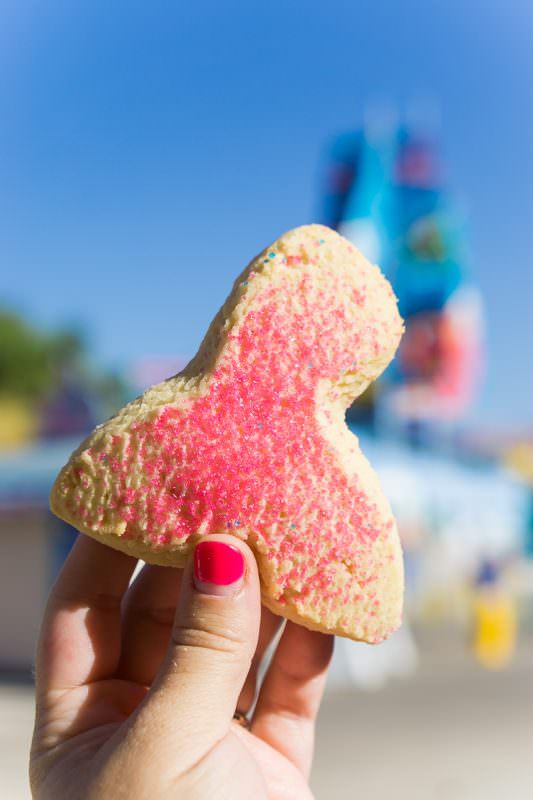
[133,605,176,629]
[171,623,246,659]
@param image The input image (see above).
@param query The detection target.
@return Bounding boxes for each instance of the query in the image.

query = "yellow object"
[0,396,37,449]
[473,588,517,670]
[504,442,533,486]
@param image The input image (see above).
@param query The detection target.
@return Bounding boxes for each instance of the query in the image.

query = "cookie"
[51,224,404,642]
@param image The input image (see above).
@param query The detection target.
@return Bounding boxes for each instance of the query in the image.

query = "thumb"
[131,535,261,768]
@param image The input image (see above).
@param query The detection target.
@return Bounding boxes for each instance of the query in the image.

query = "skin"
[30,534,333,799]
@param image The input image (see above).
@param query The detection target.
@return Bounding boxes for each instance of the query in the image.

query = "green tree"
[0,310,85,400]
[0,312,51,399]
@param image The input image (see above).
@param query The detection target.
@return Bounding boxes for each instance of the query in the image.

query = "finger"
[251,622,333,777]
[232,727,315,800]
[36,535,137,697]
[237,606,282,715]
[117,563,183,685]
[128,535,261,772]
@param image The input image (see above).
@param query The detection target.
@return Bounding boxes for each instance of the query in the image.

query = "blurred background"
[1,1,533,798]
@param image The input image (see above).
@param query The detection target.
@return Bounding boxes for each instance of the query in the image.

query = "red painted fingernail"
[193,540,245,596]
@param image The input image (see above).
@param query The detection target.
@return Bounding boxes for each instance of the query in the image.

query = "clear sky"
[1,0,532,428]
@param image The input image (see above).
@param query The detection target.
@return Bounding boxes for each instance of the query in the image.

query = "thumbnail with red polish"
[194,540,245,594]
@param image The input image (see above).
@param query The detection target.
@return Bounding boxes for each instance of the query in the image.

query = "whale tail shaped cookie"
[51,224,404,643]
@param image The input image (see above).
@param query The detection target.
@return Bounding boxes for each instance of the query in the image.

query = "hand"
[30,534,333,799]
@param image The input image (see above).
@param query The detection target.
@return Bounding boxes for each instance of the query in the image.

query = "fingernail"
[193,540,245,596]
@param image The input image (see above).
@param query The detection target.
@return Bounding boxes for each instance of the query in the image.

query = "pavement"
[2,631,532,800]
[311,631,533,799]
[1,682,35,800]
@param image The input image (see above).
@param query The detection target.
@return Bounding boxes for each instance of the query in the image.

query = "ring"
[233,711,251,730]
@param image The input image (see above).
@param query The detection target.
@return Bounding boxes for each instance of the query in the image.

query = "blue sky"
[1,0,532,427]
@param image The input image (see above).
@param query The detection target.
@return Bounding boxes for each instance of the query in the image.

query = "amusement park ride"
[322,116,484,430]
